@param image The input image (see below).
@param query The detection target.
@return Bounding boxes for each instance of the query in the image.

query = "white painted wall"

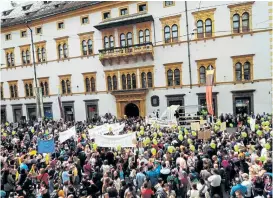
[1,1,271,122]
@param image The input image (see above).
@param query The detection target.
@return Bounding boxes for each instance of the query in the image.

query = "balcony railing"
[99,42,153,61]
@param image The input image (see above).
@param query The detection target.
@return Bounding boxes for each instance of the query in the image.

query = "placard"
[191,122,200,131]
[220,122,226,131]
[198,129,211,140]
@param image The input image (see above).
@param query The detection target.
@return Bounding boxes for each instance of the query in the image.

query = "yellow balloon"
[192,131,197,136]
[88,125,92,129]
[168,146,175,153]
[187,139,192,144]
[210,143,216,149]
[178,134,183,141]
[152,139,158,145]
[190,144,195,151]
[82,134,86,139]
[241,132,247,137]
[31,128,34,133]
[153,132,157,138]
[264,143,271,150]
[184,129,189,135]
[5,122,9,126]
[146,137,151,144]
[12,131,16,135]
[140,130,144,135]
[158,132,163,137]
[140,126,144,130]
[234,145,239,152]
[151,148,156,155]
[3,133,7,137]
[93,143,98,150]
[179,130,183,135]
[117,145,121,151]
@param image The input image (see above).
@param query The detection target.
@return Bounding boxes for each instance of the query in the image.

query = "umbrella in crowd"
[0,112,272,198]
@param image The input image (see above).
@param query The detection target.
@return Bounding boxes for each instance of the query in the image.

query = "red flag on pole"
[206,69,214,116]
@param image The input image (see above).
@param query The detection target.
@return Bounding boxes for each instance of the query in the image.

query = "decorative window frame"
[119,68,138,89]
[105,71,119,91]
[20,29,27,38]
[54,36,69,60]
[192,8,216,39]
[102,10,111,20]
[35,26,42,35]
[38,77,50,96]
[231,54,254,82]
[136,22,152,44]
[34,41,47,63]
[19,44,31,65]
[195,58,217,85]
[159,14,181,44]
[8,80,18,99]
[228,2,254,34]
[139,66,154,89]
[82,72,97,93]
[163,1,175,8]
[163,62,183,87]
[56,20,65,30]
[101,28,115,48]
[80,15,90,25]
[59,74,72,95]
[78,31,94,56]
[137,2,148,13]
[4,47,15,67]
[23,78,34,98]
[119,6,129,16]
[5,33,12,41]
[117,25,134,47]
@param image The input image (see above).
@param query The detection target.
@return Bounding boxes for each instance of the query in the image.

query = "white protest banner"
[95,132,136,148]
[59,126,76,143]
[191,122,200,131]
[110,123,125,135]
[250,118,255,131]
[220,122,227,131]
[88,125,107,138]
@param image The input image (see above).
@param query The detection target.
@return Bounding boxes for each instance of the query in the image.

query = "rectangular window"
[5,34,11,40]
[36,27,42,34]
[57,22,64,29]
[120,8,128,16]
[138,3,147,12]
[164,1,174,7]
[81,16,89,24]
[21,30,27,37]
[103,11,111,20]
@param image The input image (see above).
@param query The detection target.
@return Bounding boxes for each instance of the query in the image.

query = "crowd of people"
[0,112,272,198]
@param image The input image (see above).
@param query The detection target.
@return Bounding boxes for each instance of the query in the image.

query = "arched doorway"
[125,103,139,117]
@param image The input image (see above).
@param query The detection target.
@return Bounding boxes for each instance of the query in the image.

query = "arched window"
[104,36,109,49]
[40,82,44,96]
[235,62,242,81]
[61,80,66,94]
[242,12,249,32]
[233,14,240,33]
[14,85,17,98]
[127,74,131,89]
[58,44,63,59]
[37,48,42,62]
[25,84,29,97]
[132,73,136,89]
[29,84,33,96]
[6,53,11,66]
[120,33,126,47]
[113,75,117,90]
[145,29,150,43]
[141,72,146,88]
[127,32,132,46]
[88,39,93,54]
[167,69,173,86]
[205,19,212,37]
[10,85,14,98]
[147,72,153,88]
[10,53,14,66]
[63,44,68,58]
[139,30,144,44]
[41,48,46,61]
[82,40,87,55]
[109,36,114,48]
[44,82,49,95]
[91,77,95,92]
[85,78,90,92]
[199,66,206,84]
[164,26,171,43]
[22,51,26,64]
[66,80,71,93]
[107,76,112,91]
[26,50,30,63]
[171,24,178,42]
[122,74,126,90]
[174,69,180,85]
[243,62,250,80]
[197,20,204,38]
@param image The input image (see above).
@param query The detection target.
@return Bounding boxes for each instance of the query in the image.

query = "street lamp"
[26,20,43,121]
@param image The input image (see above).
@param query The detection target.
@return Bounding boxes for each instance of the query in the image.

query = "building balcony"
[99,42,154,65]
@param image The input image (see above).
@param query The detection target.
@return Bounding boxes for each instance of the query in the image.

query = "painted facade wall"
[1,1,272,122]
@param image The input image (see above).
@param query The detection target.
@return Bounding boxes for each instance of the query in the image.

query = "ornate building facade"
[1,1,272,122]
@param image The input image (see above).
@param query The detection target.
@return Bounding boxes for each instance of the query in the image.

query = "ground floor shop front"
[1,82,271,122]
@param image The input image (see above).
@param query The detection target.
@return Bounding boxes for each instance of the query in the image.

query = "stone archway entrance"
[125,103,139,117]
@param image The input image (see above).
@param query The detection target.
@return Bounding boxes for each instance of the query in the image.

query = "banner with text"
[59,126,76,143]
[95,132,136,148]
[88,123,125,138]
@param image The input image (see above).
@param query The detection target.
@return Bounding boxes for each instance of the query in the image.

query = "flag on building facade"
[206,69,214,115]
